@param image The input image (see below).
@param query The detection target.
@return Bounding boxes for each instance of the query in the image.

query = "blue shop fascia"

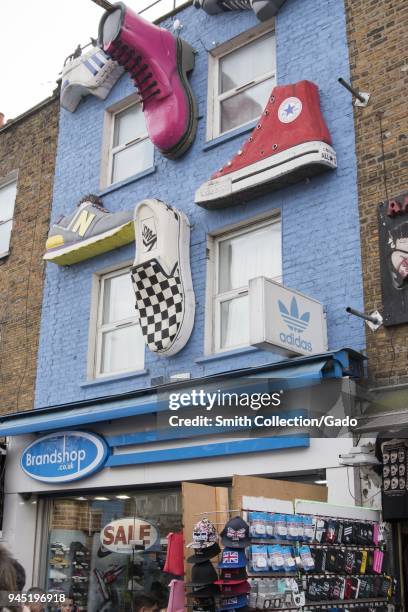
[0,0,369,600]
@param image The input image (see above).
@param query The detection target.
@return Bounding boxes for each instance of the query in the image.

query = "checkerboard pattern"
[131,259,183,353]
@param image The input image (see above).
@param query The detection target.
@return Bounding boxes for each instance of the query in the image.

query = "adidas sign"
[249,277,327,356]
[278,296,313,352]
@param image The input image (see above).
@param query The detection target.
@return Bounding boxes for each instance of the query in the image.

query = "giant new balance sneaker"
[195,80,337,209]
[193,0,287,21]
[61,46,124,113]
[98,2,198,159]
[44,195,134,266]
[131,199,195,356]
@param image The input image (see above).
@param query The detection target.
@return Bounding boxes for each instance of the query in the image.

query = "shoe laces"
[111,43,161,105]
[218,100,273,173]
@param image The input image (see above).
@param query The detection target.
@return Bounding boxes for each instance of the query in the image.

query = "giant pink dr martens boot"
[98,2,198,159]
[195,80,337,209]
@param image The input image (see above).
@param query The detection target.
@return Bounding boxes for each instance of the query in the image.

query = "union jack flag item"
[218,548,247,569]
[221,517,250,548]
[226,528,246,540]
[186,518,218,549]
[224,551,238,564]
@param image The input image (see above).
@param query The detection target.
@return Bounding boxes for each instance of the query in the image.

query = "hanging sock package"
[273,514,287,540]
[249,545,269,572]
[265,513,275,538]
[299,546,315,572]
[281,547,296,572]
[268,545,285,572]
[286,515,298,541]
[302,515,314,542]
[248,512,267,538]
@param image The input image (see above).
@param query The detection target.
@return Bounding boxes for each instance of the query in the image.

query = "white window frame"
[0,170,18,259]
[205,212,282,355]
[100,93,154,189]
[87,262,145,379]
[206,20,276,141]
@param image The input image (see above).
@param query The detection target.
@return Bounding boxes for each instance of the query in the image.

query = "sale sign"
[100,517,160,554]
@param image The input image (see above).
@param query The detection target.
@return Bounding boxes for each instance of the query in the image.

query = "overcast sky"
[0,0,176,121]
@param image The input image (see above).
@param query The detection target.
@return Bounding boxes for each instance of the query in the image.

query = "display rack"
[242,497,392,612]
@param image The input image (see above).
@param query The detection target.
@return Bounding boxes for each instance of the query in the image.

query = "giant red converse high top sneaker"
[195,80,337,209]
[98,2,198,159]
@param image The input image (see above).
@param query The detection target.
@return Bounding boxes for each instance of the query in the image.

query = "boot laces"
[132,62,161,104]
[112,44,161,104]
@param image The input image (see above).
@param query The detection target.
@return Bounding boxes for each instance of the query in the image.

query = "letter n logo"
[72,211,96,236]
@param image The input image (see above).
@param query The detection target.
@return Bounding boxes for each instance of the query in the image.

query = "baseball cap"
[188,542,221,564]
[190,606,216,612]
[217,595,248,610]
[186,561,218,586]
[187,519,218,549]
[215,568,248,584]
[220,517,250,549]
[218,548,247,569]
[186,584,220,598]
[219,582,250,596]
[219,608,250,612]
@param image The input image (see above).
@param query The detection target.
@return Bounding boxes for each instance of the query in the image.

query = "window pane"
[220,295,249,350]
[100,324,144,374]
[221,78,273,133]
[0,220,12,254]
[113,104,147,147]
[111,139,154,184]
[102,272,136,324]
[0,181,17,222]
[220,33,275,94]
[219,222,281,292]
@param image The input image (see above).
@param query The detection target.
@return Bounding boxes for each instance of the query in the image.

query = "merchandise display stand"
[243,498,392,611]
[182,477,393,612]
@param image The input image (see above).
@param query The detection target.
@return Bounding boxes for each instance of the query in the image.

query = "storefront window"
[46,489,182,612]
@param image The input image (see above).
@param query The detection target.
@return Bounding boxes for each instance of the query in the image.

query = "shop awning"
[0,348,364,437]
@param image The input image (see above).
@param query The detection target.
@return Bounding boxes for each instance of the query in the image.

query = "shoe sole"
[160,38,198,160]
[195,141,337,209]
[164,208,195,356]
[132,202,195,356]
[44,221,134,266]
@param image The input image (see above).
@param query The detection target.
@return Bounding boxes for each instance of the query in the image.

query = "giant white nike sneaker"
[131,199,195,356]
[61,45,124,112]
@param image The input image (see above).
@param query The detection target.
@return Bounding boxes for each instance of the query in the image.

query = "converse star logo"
[278,97,303,123]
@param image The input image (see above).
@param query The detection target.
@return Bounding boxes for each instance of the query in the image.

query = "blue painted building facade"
[34,0,364,408]
[0,1,374,594]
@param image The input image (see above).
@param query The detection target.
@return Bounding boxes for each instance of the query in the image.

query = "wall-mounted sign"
[249,277,328,356]
[21,431,109,483]
[378,192,408,326]
[100,517,160,554]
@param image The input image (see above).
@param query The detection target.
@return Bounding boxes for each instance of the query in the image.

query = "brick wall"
[345,0,408,384]
[51,499,93,531]
[0,97,59,414]
[35,0,365,407]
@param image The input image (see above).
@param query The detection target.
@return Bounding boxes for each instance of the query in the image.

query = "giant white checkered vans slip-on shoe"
[61,45,124,112]
[44,194,134,265]
[131,199,195,356]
